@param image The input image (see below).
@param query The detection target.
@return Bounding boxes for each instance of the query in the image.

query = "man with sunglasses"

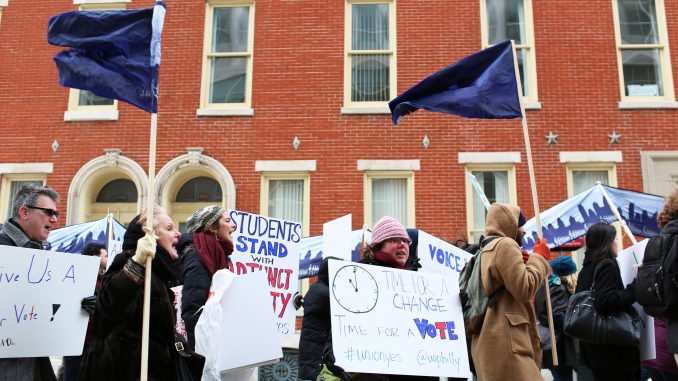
[0,183,60,381]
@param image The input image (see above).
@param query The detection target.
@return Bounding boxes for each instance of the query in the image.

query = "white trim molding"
[619,100,678,109]
[196,108,254,117]
[0,163,53,174]
[357,160,420,171]
[66,150,147,225]
[64,110,119,122]
[640,150,678,194]
[559,151,623,163]
[340,106,391,115]
[155,148,236,210]
[458,152,521,164]
[0,0,8,7]
[255,160,316,172]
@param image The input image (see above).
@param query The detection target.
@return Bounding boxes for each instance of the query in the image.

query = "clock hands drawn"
[332,264,379,313]
[349,267,358,292]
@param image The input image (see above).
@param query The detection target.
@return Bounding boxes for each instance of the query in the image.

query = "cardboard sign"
[0,246,99,357]
[323,214,353,261]
[228,210,301,337]
[617,239,656,361]
[417,231,472,278]
[217,271,282,372]
[329,260,471,378]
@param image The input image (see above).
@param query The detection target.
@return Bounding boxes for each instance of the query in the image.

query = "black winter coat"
[575,257,639,371]
[658,220,678,352]
[298,259,333,380]
[180,247,212,350]
[79,252,179,381]
[535,280,575,368]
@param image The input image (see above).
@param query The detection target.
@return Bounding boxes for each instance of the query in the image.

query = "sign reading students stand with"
[0,246,99,357]
[328,260,471,378]
[228,210,301,337]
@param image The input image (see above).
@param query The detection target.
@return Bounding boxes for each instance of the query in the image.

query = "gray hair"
[12,184,60,218]
[138,204,168,229]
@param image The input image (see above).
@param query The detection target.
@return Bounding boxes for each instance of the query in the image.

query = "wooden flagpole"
[140,112,158,381]
[597,182,639,263]
[510,40,558,365]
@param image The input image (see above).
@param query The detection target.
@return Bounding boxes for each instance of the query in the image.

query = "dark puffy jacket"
[79,252,179,381]
[575,258,639,372]
[180,246,212,350]
[535,279,575,368]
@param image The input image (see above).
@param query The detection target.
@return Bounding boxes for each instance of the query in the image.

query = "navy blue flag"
[47,1,166,113]
[521,184,666,251]
[389,40,521,125]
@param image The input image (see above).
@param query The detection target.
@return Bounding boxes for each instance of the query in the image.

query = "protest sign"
[323,214,353,261]
[228,210,301,337]
[329,260,470,378]
[417,231,472,278]
[216,270,282,372]
[0,246,99,357]
[617,239,656,361]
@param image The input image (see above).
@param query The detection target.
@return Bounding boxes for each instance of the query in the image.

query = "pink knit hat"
[371,216,410,244]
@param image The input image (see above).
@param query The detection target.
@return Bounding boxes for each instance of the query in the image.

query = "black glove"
[81,295,97,316]
[293,292,304,310]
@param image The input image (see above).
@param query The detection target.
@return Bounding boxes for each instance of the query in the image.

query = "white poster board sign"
[323,214,352,261]
[0,246,99,357]
[417,230,472,278]
[617,239,656,361]
[228,210,301,337]
[328,260,470,378]
[217,271,283,372]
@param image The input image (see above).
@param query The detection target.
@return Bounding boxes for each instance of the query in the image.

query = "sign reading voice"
[228,210,301,337]
[0,246,99,357]
[328,260,471,378]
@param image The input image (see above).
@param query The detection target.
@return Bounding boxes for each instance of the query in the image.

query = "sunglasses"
[27,205,60,218]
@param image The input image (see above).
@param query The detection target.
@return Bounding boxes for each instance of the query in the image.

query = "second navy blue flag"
[389,40,522,125]
[47,1,166,113]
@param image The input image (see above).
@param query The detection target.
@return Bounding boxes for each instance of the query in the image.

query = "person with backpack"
[575,221,640,381]
[470,203,550,381]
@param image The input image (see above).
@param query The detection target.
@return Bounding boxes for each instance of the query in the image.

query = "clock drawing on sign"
[332,264,379,313]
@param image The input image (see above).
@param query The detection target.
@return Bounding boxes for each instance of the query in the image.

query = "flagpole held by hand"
[510,40,558,366]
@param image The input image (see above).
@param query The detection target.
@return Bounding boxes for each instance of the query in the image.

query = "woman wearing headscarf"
[79,205,183,381]
[180,206,236,350]
[575,221,639,381]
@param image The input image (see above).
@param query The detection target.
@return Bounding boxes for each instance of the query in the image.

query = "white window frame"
[560,151,621,196]
[464,164,517,241]
[0,171,50,222]
[63,2,123,122]
[480,0,540,108]
[342,0,397,114]
[565,163,618,197]
[197,0,255,116]
[362,171,415,228]
[612,0,677,108]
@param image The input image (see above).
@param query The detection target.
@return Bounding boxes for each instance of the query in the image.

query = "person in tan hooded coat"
[471,203,551,381]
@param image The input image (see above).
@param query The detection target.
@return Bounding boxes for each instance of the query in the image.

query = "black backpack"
[636,232,678,319]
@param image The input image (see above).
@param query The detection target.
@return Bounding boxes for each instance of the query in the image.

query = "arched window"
[175,177,222,202]
[96,179,138,202]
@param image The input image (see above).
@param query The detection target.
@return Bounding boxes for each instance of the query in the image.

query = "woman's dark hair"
[584,222,617,265]
[359,242,383,262]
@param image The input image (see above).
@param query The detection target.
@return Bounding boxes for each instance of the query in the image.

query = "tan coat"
[471,203,549,381]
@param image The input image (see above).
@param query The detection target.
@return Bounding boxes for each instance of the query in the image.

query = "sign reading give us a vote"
[0,246,99,357]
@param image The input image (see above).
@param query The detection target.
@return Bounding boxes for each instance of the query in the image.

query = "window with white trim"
[0,175,46,222]
[200,1,254,111]
[364,171,415,228]
[612,0,675,102]
[344,0,396,109]
[480,0,538,103]
[65,3,122,118]
[260,173,311,237]
[465,165,517,242]
[566,163,618,196]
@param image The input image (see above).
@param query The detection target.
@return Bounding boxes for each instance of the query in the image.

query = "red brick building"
[1,0,678,377]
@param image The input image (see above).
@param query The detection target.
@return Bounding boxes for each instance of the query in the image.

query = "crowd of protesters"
[3,183,678,381]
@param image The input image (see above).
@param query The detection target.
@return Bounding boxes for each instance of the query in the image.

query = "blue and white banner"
[48,216,126,256]
[522,184,665,251]
[298,230,369,279]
